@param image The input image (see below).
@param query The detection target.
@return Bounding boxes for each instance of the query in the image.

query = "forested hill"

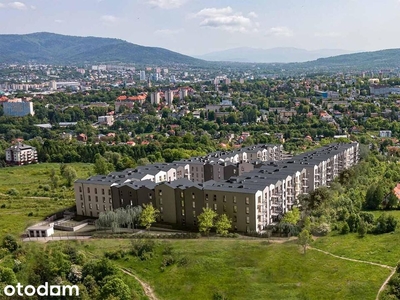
[0,32,204,65]
[302,48,400,69]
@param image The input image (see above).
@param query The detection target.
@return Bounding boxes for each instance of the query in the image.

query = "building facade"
[74,143,359,232]
[5,143,38,165]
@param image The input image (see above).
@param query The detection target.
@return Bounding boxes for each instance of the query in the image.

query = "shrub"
[105,250,127,260]
[0,204,6,209]
[161,255,175,267]
[42,185,51,191]
[7,188,19,196]
[131,239,156,260]
[375,213,398,234]
[162,244,173,255]
[2,235,19,252]
[311,222,331,236]
[27,212,33,217]
[341,223,350,234]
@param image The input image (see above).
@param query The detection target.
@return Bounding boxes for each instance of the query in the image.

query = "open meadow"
[0,163,92,239]
[75,238,390,300]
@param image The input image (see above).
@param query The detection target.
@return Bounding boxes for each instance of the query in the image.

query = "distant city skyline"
[0,0,399,56]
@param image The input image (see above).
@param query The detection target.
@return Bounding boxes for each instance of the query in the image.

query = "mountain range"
[0,32,400,69]
[196,47,354,63]
[0,32,203,65]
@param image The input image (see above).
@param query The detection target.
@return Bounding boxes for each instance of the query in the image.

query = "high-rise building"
[3,99,34,117]
[179,88,188,100]
[165,90,174,106]
[151,92,161,105]
[139,70,146,81]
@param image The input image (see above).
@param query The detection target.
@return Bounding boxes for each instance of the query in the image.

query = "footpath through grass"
[313,211,400,267]
[80,239,389,300]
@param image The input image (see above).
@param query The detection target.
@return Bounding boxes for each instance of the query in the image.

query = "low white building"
[27,224,54,237]
[98,115,114,126]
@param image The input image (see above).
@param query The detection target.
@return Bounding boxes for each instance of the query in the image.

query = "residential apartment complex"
[3,98,34,117]
[5,143,38,165]
[74,143,359,232]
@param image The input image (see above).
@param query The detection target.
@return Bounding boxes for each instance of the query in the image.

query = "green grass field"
[313,211,400,266]
[0,163,92,239]
[77,239,390,300]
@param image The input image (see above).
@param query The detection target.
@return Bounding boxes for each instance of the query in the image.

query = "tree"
[197,207,217,236]
[282,207,300,225]
[140,203,159,230]
[0,266,17,285]
[298,229,312,254]
[100,276,131,300]
[341,222,350,234]
[62,166,77,187]
[365,184,383,210]
[2,235,18,253]
[358,221,367,237]
[215,214,232,236]
[94,154,114,175]
[385,192,399,210]
[49,168,59,189]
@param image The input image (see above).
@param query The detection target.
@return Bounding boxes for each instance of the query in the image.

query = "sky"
[0,0,399,56]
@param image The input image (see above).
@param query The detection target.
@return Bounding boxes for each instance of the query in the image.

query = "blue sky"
[0,0,399,55]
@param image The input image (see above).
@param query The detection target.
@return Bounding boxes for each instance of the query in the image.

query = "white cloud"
[248,12,258,18]
[7,1,27,10]
[314,32,342,37]
[30,5,35,9]
[194,6,258,33]
[54,19,64,23]
[266,26,293,37]
[0,3,5,8]
[100,15,119,23]
[147,0,187,9]
[154,28,184,35]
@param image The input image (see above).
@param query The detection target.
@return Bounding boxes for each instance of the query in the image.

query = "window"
[246,217,250,224]
[95,188,97,194]
[87,187,90,193]
[205,194,209,201]
[108,189,111,195]
[182,209,185,216]
[80,195,83,200]
[233,205,237,213]
[246,207,250,214]
[180,191,184,198]
[193,210,196,217]
[233,196,237,203]
[192,193,195,199]
[223,204,227,212]
[159,191,162,196]
[96,204,99,210]
[173,172,176,177]
[245,197,250,205]
[213,195,217,201]
[206,203,209,208]
[81,203,84,208]
[160,198,163,205]
[102,189,105,195]
[88,195,91,201]
[109,198,112,204]
[103,205,106,211]
[192,201,196,208]
[79,186,82,193]
[181,200,184,207]
[149,194,152,200]
[213,203,217,211]
[233,215,237,222]
[103,197,105,203]
[160,207,163,213]
[95,196,98,202]
[89,203,92,209]
[223,195,226,202]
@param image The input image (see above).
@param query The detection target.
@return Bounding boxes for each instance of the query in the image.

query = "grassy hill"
[0,32,204,65]
[79,239,390,300]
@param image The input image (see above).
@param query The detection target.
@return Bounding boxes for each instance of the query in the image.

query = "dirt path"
[309,247,394,269]
[309,246,396,300]
[376,267,397,300]
[120,268,158,300]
